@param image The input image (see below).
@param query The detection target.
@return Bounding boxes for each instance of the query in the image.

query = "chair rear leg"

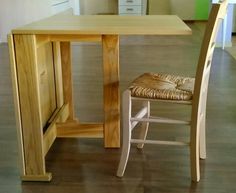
[190,143,200,182]
[117,90,132,177]
[116,133,131,177]
[190,122,200,182]
[200,110,206,159]
[137,101,150,149]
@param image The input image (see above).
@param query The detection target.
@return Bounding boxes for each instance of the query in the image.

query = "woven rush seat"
[129,73,195,100]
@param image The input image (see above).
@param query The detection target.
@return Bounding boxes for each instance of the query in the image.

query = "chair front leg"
[137,100,150,149]
[117,90,132,177]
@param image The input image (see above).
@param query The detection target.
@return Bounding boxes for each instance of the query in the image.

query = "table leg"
[102,35,120,148]
[12,35,51,181]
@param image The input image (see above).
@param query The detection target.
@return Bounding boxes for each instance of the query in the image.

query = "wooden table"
[8,12,191,181]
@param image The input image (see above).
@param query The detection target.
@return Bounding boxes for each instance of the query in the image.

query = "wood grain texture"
[60,42,76,121]
[7,35,26,176]
[36,35,50,48]
[43,104,70,156]
[43,124,57,157]
[37,42,57,128]
[49,34,102,42]
[13,35,46,176]
[57,122,104,138]
[102,35,120,148]
[11,14,191,35]
[36,34,101,44]
[53,42,64,108]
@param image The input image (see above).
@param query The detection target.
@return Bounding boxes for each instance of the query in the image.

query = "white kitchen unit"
[119,0,147,15]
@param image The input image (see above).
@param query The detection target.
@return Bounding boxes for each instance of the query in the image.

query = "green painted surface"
[195,0,210,20]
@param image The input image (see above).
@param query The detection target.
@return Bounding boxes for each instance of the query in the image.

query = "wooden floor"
[1,22,236,193]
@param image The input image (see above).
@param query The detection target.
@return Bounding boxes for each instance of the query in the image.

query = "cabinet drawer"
[119,0,142,6]
[119,5,142,14]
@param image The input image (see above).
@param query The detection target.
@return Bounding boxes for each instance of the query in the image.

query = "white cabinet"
[119,0,147,15]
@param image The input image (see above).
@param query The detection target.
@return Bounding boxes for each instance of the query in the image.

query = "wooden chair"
[116,0,228,182]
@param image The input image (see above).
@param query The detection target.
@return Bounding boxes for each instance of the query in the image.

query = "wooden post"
[102,35,120,148]
[13,35,51,181]
[60,42,76,121]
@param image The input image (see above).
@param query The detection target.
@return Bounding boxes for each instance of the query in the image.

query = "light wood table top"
[12,12,192,35]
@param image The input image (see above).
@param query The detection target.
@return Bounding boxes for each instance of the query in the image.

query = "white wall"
[0,0,52,42]
[0,0,118,42]
[0,0,76,43]
[80,0,117,15]
[52,0,72,14]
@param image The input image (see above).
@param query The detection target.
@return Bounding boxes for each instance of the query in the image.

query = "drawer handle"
[126,8,134,11]
[127,0,133,2]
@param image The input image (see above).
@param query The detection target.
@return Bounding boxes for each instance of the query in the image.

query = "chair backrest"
[192,0,228,121]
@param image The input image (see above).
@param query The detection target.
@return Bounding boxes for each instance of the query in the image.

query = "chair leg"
[199,112,206,159]
[117,90,132,177]
[199,94,207,159]
[190,122,200,182]
[137,101,150,149]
